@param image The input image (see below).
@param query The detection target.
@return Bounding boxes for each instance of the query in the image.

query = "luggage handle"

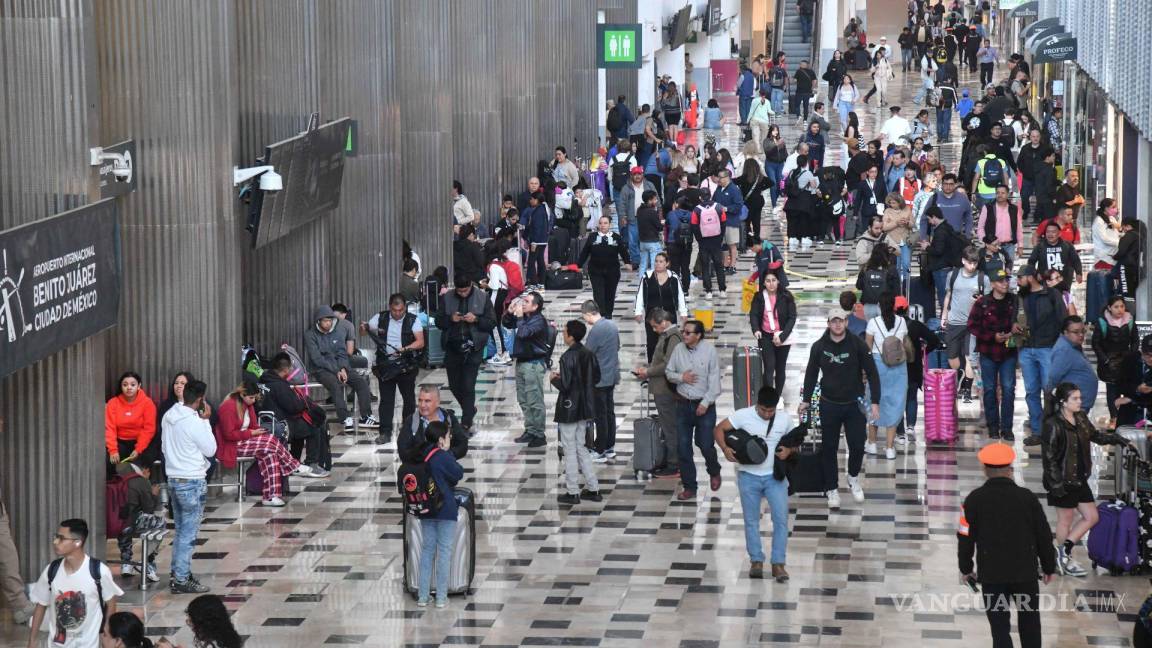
[640,380,651,419]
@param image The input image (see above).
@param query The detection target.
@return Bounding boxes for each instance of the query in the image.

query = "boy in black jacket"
[116,459,163,582]
[550,320,602,505]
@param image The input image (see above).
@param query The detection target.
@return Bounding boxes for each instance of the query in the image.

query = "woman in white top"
[863,292,909,460]
[871,49,895,107]
[834,74,860,126]
[679,144,700,175]
[1092,198,1123,270]
[911,173,939,227]
[485,248,513,365]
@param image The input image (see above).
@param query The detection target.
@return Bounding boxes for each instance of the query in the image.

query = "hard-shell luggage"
[632,384,665,479]
[1087,499,1141,574]
[403,487,477,598]
[787,422,825,495]
[422,278,442,315]
[1115,430,1151,498]
[733,346,763,410]
[424,327,446,368]
[693,307,715,332]
[1086,269,1113,323]
[544,268,583,290]
[922,368,957,443]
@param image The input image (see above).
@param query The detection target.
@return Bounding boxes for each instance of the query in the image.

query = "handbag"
[724,428,770,465]
[373,350,419,382]
[786,393,827,494]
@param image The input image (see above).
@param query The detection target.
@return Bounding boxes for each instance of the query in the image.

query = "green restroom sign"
[597,24,642,69]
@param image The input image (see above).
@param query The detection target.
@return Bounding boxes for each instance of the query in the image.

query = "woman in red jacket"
[105,371,157,476]
[214,380,317,507]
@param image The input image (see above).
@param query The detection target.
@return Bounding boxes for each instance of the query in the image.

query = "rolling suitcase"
[1087,498,1141,574]
[922,368,957,443]
[424,327,446,368]
[631,384,665,479]
[403,487,477,598]
[1115,428,1151,498]
[1086,269,1113,322]
[422,278,442,315]
[732,346,763,410]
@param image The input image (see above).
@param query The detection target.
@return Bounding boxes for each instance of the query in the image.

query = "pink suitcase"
[922,368,957,444]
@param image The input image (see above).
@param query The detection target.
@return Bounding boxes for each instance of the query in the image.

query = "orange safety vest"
[956,505,970,537]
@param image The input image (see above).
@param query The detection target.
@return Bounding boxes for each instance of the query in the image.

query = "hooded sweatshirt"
[304,305,350,374]
[104,391,158,455]
[802,330,881,405]
[161,403,217,480]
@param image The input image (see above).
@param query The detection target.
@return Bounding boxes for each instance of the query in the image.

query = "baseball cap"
[977,443,1016,467]
[1141,334,1152,354]
[826,308,850,322]
[894,295,909,310]
[1015,264,1035,278]
[630,166,644,175]
[988,268,1009,283]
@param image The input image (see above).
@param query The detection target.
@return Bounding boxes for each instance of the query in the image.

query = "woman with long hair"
[736,158,771,246]
[834,75,860,126]
[157,594,245,648]
[856,243,900,319]
[214,380,317,507]
[105,371,157,478]
[841,111,861,162]
[578,215,631,319]
[634,252,688,362]
[1092,198,1123,270]
[1091,296,1139,429]
[823,51,848,112]
[679,144,700,175]
[660,82,684,142]
[864,292,910,460]
[149,370,194,467]
[102,612,154,648]
[869,47,895,107]
[748,270,796,393]
[762,125,788,209]
[881,191,914,284]
[1040,382,1133,577]
[800,120,826,171]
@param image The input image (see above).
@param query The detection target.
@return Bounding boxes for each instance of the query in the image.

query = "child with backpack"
[406,421,464,608]
[113,458,165,582]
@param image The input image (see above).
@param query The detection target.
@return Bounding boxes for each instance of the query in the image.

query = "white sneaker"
[719,289,728,297]
[603,447,617,459]
[704,291,713,299]
[864,442,878,455]
[121,562,138,577]
[895,435,908,448]
[291,464,315,478]
[826,489,841,509]
[885,446,896,460]
[905,426,916,443]
[145,563,160,583]
[262,497,286,507]
[590,451,609,464]
[801,238,812,251]
[789,238,799,252]
[847,475,864,502]
[342,416,355,431]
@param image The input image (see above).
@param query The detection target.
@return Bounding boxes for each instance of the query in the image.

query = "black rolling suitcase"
[422,278,442,315]
[403,487,477,598]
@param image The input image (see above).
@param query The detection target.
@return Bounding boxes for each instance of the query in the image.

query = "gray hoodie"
[304,305,349,373]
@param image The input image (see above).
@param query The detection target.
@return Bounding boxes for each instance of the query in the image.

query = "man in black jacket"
[921,207,966,308]
[259,354,330,476]
[550,320,602,505]
[958,443,1056,648]
[1027,221,1082,292]
[436,275,497,434]
[799,309,881,509]
[1017,267,1068,446]
[1114,334,1152,426]
[452,224,485,284]
[396,385,469,465]
[1015,130,1049,223]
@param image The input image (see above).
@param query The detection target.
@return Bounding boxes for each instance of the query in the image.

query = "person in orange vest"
[957,443,1056,648]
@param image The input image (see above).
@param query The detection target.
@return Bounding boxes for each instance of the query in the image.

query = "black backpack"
[784,169,804,199]
[606,106,623,133]
[397,447,445,518]
[861,268,887,302]
[48,557,106,627]
[610,155,632,190]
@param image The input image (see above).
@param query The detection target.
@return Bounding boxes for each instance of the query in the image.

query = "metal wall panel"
[395,0,454,275]
[497,0,540,196]
[96,0,241,399]
[0,0,108,577]
[450,0,502,228]
[235,0,329,355]
[570,0,601,153]
[535,2,564,154]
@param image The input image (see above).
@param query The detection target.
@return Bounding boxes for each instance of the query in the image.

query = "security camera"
[111,166,132,181]
[90,147,133,183]
[233,165,282,194]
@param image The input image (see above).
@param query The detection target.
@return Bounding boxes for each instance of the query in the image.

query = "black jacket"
[748,290,797,342]
[1016,143,1047,181]
[905,317,941,387]
[1020,287,1067,348]
[925,220,966,272]
[453,238,485,284]
[1040,411,1127,496]
[774,423,811,488]
[551,343,601,423]
[1116,353,1152,413]
[957,477,1057,584]
[436,286,496,352]
[802,331,881,405]
[259,370,308,421]
[578,232,630,276]
[1091,317,1138,383]
[397,407,469,464]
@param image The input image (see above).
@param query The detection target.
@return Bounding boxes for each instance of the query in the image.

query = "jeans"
[313,367,372,421]
[836,101,853,127]
[770,88,786,114]
[1002,243,1017,266]
[528,244,547,286]
[936,108,952,140]
[168,478,207,582]
[764,161,784,207]
[979,354,1018,436]
[676,400,720,492]
[593,386,617,453]
[625,220,641,265]
[738,95,752,123]
[515,360,547,438]
[699,243,726,291]
[905,382,919,428]
[798,13,812,42]
[444,350,483,427]
[417,518,457,603]
[638,241,663,279]
[559,421,600,495]
[982,581,1042,648]
[897,243,912,286]
[588,272,621,319]
[901,48,914,70]
[820,399,867,490]
[1019,347,1053,437]
[669,241,692,292]
[1020,179,1035,221]
[377,370,417,436]
[653,393,680,466]
[797,94,812,120]
[933,267,954,312]
[737,471,790,564]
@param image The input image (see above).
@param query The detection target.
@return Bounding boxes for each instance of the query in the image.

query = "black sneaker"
[373,434,392,445]
[526,437,547,448]
[580,489,603,502]
[987,430,1001,440]
[514,433,533,443]
[1023,436,1043,447]
[170,577,210,594]
[1002,431,1015,442]
[557,493,581,505]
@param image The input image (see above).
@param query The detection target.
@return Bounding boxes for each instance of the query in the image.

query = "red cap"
[630,166,644,175]
[894,295,909,309]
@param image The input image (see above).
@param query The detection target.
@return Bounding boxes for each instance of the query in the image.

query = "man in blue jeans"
[1016,268,1067,445]
[714,385,796,582]
[665,319,723,501]
[797,0,815,43]
[967,270,1020,440]
[161,379,217,594]
[737,64,757,125]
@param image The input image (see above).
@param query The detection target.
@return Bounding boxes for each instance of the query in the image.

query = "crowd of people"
[5,1,1152,646]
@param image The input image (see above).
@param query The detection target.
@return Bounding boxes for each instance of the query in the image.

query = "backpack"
[499,259,525,305]
[784,169,804,199]
[280,344,310,386]
[671,209,693,245]
[105,475,136,537]
[698,203,723,238]
[980,157,1004,187]
[606,106,623,133]
[770,66,788,88]
[48,557,106,628]
[934,46,948,63]
[861,268,887,303]
[947,268,985,297]
[541,320,559,368]
[397,447,444,518]
[610,155,632,190]
[242,346,269,380]
[877,318,909,366]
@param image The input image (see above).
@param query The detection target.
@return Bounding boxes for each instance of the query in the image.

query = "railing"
[809,0,823,65]
[771,0,786,56]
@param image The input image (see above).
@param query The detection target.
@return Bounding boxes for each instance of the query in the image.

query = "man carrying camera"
[436,275,496,436]
[503,291,552,448]
[363,293,425,445]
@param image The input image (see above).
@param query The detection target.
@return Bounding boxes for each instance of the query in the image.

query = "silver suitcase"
[403,487,476,598]
[632,383,664,479]
[1114,427,1149,499]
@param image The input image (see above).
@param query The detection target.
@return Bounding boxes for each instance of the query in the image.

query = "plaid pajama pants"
[237,434,300,500]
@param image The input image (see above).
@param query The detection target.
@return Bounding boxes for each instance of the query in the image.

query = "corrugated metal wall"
[570,0,601,153]
[96,0,241,397]
[497,0,541,196]
[0,0,109,575]
[450,0,501,229]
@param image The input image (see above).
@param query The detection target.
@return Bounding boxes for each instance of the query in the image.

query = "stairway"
[777,2,812,66]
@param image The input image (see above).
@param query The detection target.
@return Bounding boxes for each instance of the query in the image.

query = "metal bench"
[205,456,256,503]
[133,528,169,591]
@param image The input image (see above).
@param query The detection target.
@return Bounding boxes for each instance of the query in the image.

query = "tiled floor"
[4,38,1143,648]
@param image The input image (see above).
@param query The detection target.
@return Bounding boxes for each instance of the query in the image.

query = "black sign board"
[1020,16,1059,42]
[0,200,122,379]
[95,140,137,199]
[1138,321,1152,344]
[1010,1,1038,18]
[1033,33,1078,63]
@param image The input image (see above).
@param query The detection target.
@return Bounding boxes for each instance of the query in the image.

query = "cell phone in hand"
[965,575,979,592]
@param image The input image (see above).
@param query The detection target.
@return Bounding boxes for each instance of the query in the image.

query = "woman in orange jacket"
[105,371,157,474]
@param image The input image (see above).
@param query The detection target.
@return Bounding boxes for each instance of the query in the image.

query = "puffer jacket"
[1040,411,1127,496]
[551,343,601,423]
[1091,315,1138,383]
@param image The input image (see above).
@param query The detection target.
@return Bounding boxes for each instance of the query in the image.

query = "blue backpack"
[1087,500,1141,573]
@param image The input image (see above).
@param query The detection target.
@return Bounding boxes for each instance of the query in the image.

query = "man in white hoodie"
[162,379,216,595]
